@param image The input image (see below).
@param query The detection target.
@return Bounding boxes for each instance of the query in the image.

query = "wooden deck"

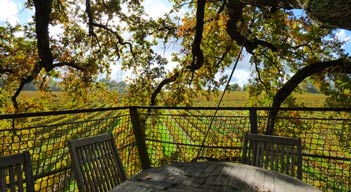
[109,162,321,192]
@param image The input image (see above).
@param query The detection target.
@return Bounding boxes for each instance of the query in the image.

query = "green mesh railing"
[0,106,350,191]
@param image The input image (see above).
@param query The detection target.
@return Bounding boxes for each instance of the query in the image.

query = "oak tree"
[1,0,350,134]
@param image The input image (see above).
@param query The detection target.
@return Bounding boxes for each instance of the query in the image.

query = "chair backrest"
[0,151,35,192]
[68,133,126,192]
[241,133,302,179]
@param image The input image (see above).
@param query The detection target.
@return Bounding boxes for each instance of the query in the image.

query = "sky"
[1,0,351,87]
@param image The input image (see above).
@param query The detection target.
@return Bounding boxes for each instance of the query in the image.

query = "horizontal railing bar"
[136,106,351,112]
[34,165,71,180]
[146,139,351,161]
[145,139,242,150]
[1,106,350,120]
[0,106,130,119]
[302,153,351,161]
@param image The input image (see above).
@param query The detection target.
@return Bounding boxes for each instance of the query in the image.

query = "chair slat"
[241,133,302,180]
[0,151,35,192]
[68,133,127,192]
[1,168,6,192]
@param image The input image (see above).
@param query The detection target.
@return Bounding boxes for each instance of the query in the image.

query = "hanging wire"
[193,42,245,161]
[193,3,257,161]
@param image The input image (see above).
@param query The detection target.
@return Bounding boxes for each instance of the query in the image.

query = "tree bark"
[34,0,54,71]
[241,0,351,30]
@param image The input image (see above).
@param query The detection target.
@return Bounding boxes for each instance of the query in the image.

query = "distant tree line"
[107,80,128,93]
[225,82,320,93]
[97,78,128,93]
[225,83,242,91]
[0,78,128,93]
[0,76,319,94]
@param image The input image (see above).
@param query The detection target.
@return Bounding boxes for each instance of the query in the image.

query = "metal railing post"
[129,107,151,170]
[249,109,258,134]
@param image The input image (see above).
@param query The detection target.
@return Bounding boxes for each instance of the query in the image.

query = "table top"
[109,162,321,192]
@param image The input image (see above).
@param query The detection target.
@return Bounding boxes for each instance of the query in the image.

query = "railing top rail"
[135,106,351,112]
[1,106,350,120]
[0,106,130,120]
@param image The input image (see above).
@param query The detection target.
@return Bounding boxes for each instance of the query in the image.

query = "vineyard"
[0,97,350,191]
[2,0,351,191]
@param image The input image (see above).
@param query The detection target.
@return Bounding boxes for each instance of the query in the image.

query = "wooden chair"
[241,133,302,179]
[0,151,35,192]
[68,133,126,192]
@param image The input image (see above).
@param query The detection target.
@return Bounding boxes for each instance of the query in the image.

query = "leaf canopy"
[0,0,350,113]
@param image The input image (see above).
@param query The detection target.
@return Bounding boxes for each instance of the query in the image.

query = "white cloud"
[231,69,250,87]
[110,1,174,81]
[335,29,351,43]
[110,62,130,82]
[0,0,19,25]
[49,24,65,40]
[220,65,251,87]
[220,52,252,86]
[143,0,172,19]
[334,29,351,52]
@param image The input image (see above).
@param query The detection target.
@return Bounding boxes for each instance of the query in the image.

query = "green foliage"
[322,74,351,107]
[0,0,350,111]
[245,9,346,107]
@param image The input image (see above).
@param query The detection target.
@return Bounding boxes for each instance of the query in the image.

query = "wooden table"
[109,162,321,192]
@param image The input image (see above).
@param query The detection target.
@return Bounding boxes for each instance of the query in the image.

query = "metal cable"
[193,3,257,161]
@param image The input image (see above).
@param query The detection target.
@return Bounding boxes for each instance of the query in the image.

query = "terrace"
[0,106,350,191]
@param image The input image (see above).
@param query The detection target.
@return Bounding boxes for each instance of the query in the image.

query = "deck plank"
[109,162,321,192]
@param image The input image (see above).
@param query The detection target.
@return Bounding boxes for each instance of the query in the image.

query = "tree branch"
[187,0,206,71]
[266,58,351,134]
[34,0,54,72]
[254,62,269,92]
[53,62,86,71]
[239,0,302,10]
[150,72,179,106]
[11,64,42,110]
[215,42,233,68]
[12,77,33,110]
[12,0,54,110]
[226,1,277,54]
[85,0,135,60]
